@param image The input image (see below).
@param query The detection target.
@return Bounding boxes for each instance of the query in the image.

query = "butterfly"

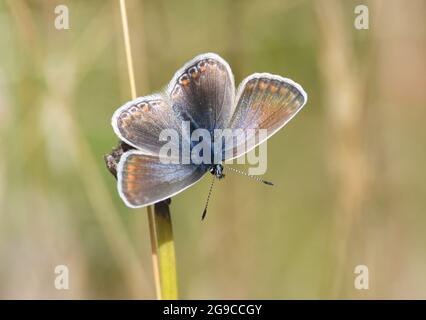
[111,53,307,214]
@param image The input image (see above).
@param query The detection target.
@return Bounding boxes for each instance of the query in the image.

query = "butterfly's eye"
[178,74,190,87]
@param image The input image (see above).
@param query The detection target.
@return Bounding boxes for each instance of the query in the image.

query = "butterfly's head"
[209,164,225,180]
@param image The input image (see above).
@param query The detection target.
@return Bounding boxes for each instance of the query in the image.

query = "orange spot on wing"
[259,81,268,90]
[279,87,288,95]
[126,181,137,191]
[198,61,207,72]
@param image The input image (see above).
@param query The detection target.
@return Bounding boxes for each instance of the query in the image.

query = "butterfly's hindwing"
[118,150,206,208]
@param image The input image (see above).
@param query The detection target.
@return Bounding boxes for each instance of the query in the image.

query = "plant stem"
[119,0,178,300]
[154,201,178,299]
[146,206,162,299]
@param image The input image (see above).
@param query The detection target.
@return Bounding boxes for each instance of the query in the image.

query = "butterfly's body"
[111,53,307,209]
[209,164,225,180]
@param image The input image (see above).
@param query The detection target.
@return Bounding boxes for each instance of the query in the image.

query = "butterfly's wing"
[112,53,236,208]
[112,93,183,156]
[112,53,235,156]
[117,150,207,208]
[167,53,235,132]
[222,73,308,160]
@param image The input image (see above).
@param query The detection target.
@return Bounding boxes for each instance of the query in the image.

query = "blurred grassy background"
[0,0,425,299]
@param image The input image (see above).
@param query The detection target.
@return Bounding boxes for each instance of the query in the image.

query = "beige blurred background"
[0,0,425,299]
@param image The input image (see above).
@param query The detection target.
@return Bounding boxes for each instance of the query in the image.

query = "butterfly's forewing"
[117,150,206,208]
[223,73,307,160]
[167,53,235,132]
[112,94,183,156]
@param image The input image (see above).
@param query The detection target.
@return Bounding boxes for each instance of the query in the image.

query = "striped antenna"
[201,175,216,221]
[224,166,274,186]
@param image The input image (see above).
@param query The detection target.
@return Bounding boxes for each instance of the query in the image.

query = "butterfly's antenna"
[201,175,216,221]
[224,166,274,186]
